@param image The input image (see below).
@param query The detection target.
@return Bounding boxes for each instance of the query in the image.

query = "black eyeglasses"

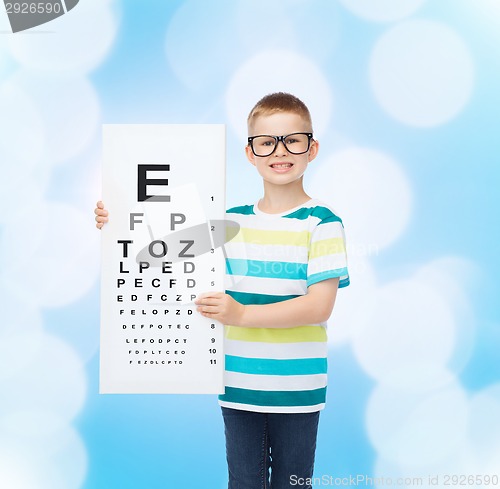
[247,132,313,157]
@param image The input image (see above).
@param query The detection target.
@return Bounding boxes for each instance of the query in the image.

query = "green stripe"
[284,206,342,223]
[227,290,299,305]
[219,386,327,407]
[226,258,307,280]
[225,355,327,375]
[225,325,327,343]
[227,205,255,215]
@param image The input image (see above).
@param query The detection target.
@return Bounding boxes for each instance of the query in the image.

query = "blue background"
[0,1,499,488]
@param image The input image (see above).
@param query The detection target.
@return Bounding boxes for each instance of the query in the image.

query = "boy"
[95,92,349,488]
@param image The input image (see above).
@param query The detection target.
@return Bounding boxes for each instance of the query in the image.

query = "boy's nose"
[275,140,288,156]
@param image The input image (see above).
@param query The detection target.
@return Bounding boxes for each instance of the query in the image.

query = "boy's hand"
[94,200,108,229]
[195,292,245,326]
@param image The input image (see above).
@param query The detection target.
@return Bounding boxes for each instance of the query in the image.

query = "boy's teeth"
[272,163,292,168]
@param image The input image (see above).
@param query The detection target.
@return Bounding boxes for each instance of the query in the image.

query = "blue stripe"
[225,355,327,375]
[284,206,342,223]
[219,386,327,407]
[226,290,299,305]
[307,268,349,287]
[226,205,255,215]
[339,277,350,288]
[226,258,307,280]
[319,214,344,225]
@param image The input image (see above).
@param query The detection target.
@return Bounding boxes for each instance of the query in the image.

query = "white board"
[100,124,225,394]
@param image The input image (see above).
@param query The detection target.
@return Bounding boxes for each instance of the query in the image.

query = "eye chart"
[100,125,225,394]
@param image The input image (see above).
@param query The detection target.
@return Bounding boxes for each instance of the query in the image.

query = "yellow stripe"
[225,325,327,343]
[230,228,310,247]
[309,237,345,259]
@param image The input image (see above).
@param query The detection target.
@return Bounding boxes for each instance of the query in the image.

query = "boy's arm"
[195,278,339,328]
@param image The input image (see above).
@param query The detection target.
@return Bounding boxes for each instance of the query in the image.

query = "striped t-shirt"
[219,198,349,413]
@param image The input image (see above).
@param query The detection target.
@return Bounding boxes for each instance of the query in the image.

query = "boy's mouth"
[270,163,293,172]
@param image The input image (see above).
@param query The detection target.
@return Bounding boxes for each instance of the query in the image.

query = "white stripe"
[227,213,321,231]
[308,254,348,276]
[311,220,345,240]
[224,371,327,391]
[225,241,309,264]
[224,339,327,359]
[219,400,324,413]
[225,275,307,297]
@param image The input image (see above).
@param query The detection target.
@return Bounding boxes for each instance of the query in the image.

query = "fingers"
[94,200,107,215]
[195,294,224,318]
[195,296,219,305]
[197,305,219,314]
[95,214,108,228]
[94,207,108,217]
[94,200,108,229]
[199,310,216,319]
[194,292,223,303]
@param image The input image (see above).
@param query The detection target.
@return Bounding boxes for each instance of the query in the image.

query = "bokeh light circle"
[0,334,87,423]
[338,0,427,22]
[9,71,101,166]
[165,0,241,93]
[0,422,87,489]
[415,256,478,374]
[308,148,412,250]
[0,286,43,381]
[0,201,100,308]
[328,255,377,346]
[370,20,474,126]
[0,76,44,172]
[7,0,119,74]
[235,0,340,63]
[225,50,332,142]
[467,383,500,463]
[366,375,468,467]
[351,277,456,381]
[0,76,49,223]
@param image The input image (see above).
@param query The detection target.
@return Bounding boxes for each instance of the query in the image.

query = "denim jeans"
[221,406,320,489]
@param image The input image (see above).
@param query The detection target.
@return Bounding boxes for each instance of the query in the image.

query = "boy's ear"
[245,144,256,166]
[308,139,319,162]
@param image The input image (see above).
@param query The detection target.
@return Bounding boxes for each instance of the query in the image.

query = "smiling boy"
[194,92,350,488]
[95,92,349,489]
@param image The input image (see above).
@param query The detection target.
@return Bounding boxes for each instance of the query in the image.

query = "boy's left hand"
[194,292,245,325]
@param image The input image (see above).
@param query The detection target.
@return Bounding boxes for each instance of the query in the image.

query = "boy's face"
[245,112,319,189]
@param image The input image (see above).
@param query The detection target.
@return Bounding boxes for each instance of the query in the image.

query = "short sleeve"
[306,213,350,288]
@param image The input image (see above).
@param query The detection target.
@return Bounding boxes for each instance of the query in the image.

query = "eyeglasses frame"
[247,132,314,157]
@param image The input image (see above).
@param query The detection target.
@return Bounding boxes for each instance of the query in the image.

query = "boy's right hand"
[94,200,108,229]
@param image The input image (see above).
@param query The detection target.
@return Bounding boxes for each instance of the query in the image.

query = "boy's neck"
[258,181,311,214]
